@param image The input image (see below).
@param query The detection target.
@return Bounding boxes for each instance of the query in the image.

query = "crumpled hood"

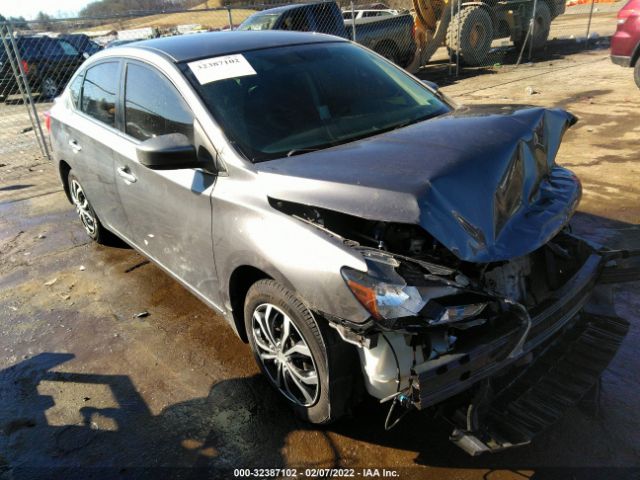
[255,106,580,263]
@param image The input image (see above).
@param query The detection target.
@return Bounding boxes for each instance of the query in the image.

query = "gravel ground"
[0,29,639,480]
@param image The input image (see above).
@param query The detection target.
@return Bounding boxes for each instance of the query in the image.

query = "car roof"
[128,30,344,63]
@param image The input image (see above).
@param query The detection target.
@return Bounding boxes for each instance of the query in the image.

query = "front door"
[113,60,220,306]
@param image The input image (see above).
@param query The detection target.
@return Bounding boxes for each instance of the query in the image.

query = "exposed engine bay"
[273,197,590,328]
[272,198,631,454]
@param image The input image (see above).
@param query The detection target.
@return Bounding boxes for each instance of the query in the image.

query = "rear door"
[112,60,219,303]
[56,60,129,236]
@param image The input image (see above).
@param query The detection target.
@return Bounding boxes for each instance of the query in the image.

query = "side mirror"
[422,80,439,91]
[136,133,209,170]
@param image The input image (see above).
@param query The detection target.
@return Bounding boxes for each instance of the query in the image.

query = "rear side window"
[124,63,193,142]
[81,62,119,127]
[58,40,79,56]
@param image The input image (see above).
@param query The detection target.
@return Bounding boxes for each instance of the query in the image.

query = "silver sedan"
[49,30,630,454]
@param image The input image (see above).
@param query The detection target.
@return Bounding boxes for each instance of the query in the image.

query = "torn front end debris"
[334,228,632,455]
[262,107,634,455]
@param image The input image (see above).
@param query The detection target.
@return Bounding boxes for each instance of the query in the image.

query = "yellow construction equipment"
[408,0,567,71]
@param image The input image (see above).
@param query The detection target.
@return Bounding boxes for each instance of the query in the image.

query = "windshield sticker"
[188,54,257,84]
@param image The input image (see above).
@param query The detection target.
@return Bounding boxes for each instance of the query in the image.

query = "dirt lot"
[1,38,639,480]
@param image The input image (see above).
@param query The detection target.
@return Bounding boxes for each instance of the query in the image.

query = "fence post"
[528,0,538,61]
[585,0,596,49]
[350,1,356,41]
[448,0,454,75]
[7,21,50,160]
[456,0,461,76]
[0,22,49,160]
[227,6,234,30]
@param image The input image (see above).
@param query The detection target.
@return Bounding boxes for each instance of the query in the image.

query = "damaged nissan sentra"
[49,31,634,454]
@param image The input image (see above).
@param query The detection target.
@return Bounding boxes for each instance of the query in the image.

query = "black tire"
[512,2,551,52]
[446,6,494,67]
[67,171,109,244]
[634,60,640,89]
[374,41,401,65]
[244,279,359,424]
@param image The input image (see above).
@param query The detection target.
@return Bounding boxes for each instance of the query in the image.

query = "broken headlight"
[342,250,487,326]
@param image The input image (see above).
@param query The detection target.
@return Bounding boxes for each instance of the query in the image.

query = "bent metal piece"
[449,313,629,455]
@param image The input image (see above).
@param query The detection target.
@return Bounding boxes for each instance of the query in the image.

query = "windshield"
[238,13,280,30]
[181,42,451,162]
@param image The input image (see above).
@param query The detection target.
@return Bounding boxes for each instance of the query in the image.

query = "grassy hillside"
[86,1,256,32]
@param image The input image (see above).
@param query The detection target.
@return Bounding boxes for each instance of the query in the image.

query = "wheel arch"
[59,160,73,203]
[372,39,400,59]
[631,41,640,67]
[228,265,273,343]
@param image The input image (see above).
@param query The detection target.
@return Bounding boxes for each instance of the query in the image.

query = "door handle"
[68,139,82,153]
[117,166,137,184]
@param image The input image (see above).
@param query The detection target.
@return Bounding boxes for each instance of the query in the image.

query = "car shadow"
[0,184,33,192]
[0,352,338,479]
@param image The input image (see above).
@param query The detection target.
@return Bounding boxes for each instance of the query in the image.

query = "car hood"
[254,106,580,263]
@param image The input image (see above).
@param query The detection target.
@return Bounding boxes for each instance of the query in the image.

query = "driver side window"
[124,62,194,142]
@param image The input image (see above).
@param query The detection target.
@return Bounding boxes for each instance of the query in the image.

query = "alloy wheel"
[70,178,97,236]
[41,77,58,99]
[251,303,319,406]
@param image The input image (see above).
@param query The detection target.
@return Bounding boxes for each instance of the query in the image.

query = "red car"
[611,0,640,87]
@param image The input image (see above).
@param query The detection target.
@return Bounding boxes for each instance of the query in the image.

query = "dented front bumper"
[414,253,604,409]
[338,240,633,455]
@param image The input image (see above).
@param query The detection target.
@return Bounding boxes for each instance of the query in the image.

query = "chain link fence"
[0,0,623,166]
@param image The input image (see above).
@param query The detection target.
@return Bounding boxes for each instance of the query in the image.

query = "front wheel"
[634,60,640,89]
[244,279,359,424]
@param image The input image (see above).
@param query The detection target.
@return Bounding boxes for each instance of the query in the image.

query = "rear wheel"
[512,2,551,52]
[244,279,359,424]
[68,171,109,244]
[446,6,494,66]
[374,41,401,65]
[41,76,59,99]
[634,60,640,89]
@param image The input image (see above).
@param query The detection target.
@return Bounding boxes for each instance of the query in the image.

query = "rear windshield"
[181,42,450,162]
